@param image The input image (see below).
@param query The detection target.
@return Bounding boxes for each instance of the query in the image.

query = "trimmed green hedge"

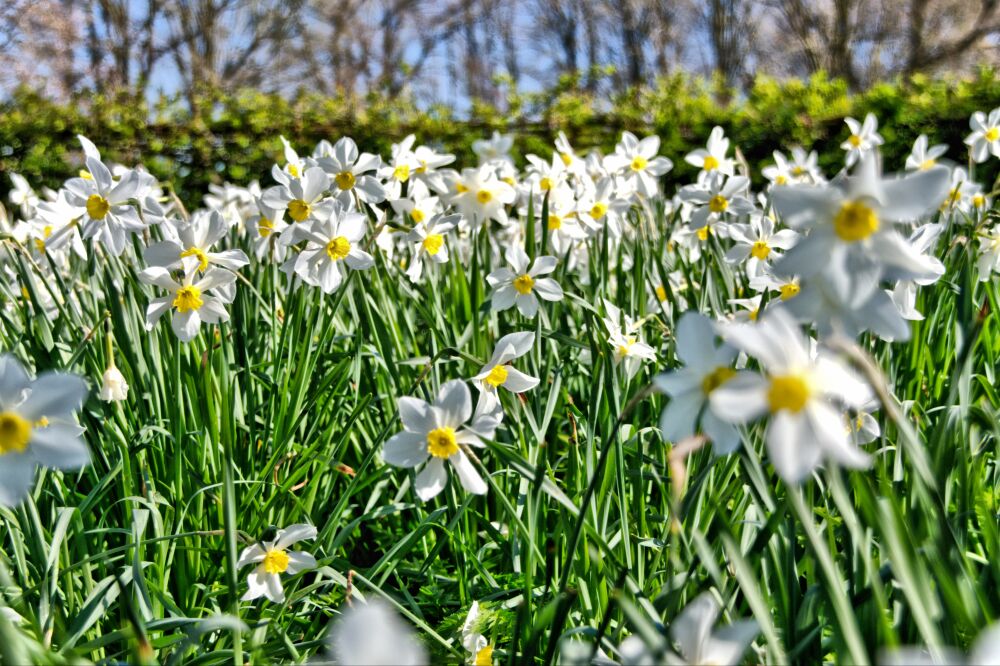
[2,70,999,210]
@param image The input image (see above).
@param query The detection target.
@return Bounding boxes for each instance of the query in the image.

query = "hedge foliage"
[2,70,999,209]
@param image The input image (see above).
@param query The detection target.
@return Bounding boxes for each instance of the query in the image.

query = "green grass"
[1,173,1000,665]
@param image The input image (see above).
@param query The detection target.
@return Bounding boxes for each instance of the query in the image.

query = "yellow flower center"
[502,177,516,186]
[455,183,469,193]
[590,202,607,219]
[180,247,209,272]
[701,366,736,395]
[80,169,93,180]
[696,226,710,241]
[262,549,290,574]
[655,285,667,302]
[945,188,962,205]
[485,365,508,388]
[559,152,573,166]
[476,189,493,204]
[336,171,356,190]
[630,156,648,172]
[547,215,561,231]
[287,199,311,222]
[86,194,110,220]
[539,177,553,191]
[325,236,351,261]
[43,225,53,239]
[833,200,879,242]
[775,175,788,185]
[287,163,300,178]
[616,337,636,357]
[749,307,760,321]
[259,217,274,237]
[767,374,812,413]
[750,240,770,260]
[703,155,719,171]
[791,166,805,176]
[422,234,444,256]
[475,644,494,666]
[708,195,729,213]
[848,134,862,147]
[34,238,46,253]
[513,274,534,295]
[173,285,203,313]
[920,158,936,170]
[779,283,800,300]
[0,412,31,455]
[426,426,459,459]
[411,209,426,223]
[974,194,986,208]
[393,165,410,182]
[986,127,1000,142]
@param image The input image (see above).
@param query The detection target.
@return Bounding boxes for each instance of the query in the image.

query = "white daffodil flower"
[537,187,587,254]
[941,167,986,217]
[524,153,568,198]
[725,215,800,279]
[684,126,735,176]
[64,147,148,256]
[709,309,874,483]
[237,524,317,603]
[881,623,1000,666]
[270,135,310,186]
[905,134,948,171]
[554,131,588,178]
[0,354,89,507]
[763,147,823,186]
[144,211,249,288]
[472,131,514,166]
[405,213,460,283]
[604,131,673,198]
[486,247,564,319]
[462,601,493,665]
[326,600,428,665]
[729,294,763,323]
[889,222,945,321]
[666,593,759,666]
[378,135,422,200]
[317,137,387,207]
[654,312,741,454]
[603,300,656,380]
[472,331,539,393]
[841,113,884,167]
[447,167,517,228]
[382,380,499,501]
[292,202,374,293]
[31,190,87,260]
[771,152,949,284]
[247,197,289,260]
[679,172,755,230]
[8,173,39,218]
[262,166,330,231]
[99,364,128,402]
[575,177,631,238]
[140,267,237,342]
[965,108,1000,163]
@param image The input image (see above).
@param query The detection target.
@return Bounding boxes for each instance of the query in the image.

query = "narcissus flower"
[262,166,330,228]
[140,267,237,342]
[317,137,387,206]
[841,113,883,167]
[382,380,499,501]
[679,173,755,230]
[684,126,735,176]
[965,108,1000,163]
[604,131,673,198]
[291,202,375,293]
[144,210,249,279]
[710,309,874,483]
[0,354,89,506]
[905,134,948,171]
[447,167,517,227]
[472,332,539,393]
[326,601,428,665]
[237,524,317,603]
[486,247,564,318]
[463,601,494,666]
[405,213,460,283]
[724,215,799,278]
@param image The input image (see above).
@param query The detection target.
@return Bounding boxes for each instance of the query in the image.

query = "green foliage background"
[3,70,1000,208]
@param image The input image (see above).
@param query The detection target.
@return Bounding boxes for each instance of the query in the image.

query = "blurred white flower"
[841,113,883,167]
[684,126,735,176]
[965,108,1000,163]
[326,600,427,665]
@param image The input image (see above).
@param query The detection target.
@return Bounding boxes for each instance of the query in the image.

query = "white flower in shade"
[405,213,460,283]
[0,355,89,506]
[729,294,763,323]
[654,312,741,454]
[771,152,949,284]
[763,147,823,186]
[977,225,1000,281]
[292,203,374,293]
[447,167,517,227]
[841,113,883,167]
[965,108,1000,163]
[905,134,948,171]
[539,188,587,254]
[472,131,514,166]
[316,137,386,206]
[391,181,442,227]
[462,601,493,665]
[261,166,330,229]
[725,215,799,279]
[8,173,39,218]
[684,126,735,176]
[554,130,588,177]
[382,380,498,501]
[247,197,288,260]
[237,524,317,603]
[472,332,539,393]
[679,173,755,230]
[889,222,945,321]
[326,600,428,665]
[575,178,631,238]
[604,132,673,198]
[144,210,249,280]
[941,167,986,217]
[603,301,655,380]
[99,364,128,402]
[667,593,759,666]
[63,149,148,256]
[844,397,880,446]
[140,267,237,342]
[486,247,564,319]
[710,309,873,483]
